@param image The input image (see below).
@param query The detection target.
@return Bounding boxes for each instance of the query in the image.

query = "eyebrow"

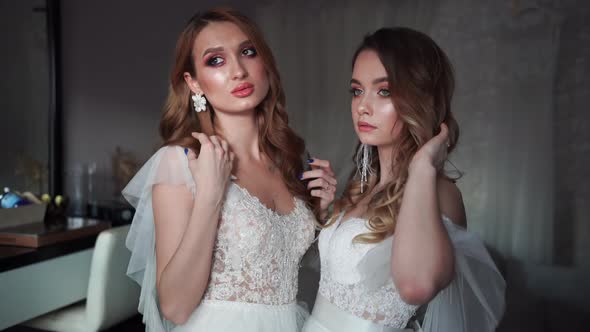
[350,77,389,85]
[201,40,253,58]
[202,46,223,57]
[238,39,253,49]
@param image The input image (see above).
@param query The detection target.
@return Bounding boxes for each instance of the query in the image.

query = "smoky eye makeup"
[241,46,257,57]
[205,55,225,67]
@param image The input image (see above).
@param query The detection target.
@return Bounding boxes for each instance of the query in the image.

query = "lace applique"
[123,145,316,332]
[202,183,316,305]
[317,218,418,327]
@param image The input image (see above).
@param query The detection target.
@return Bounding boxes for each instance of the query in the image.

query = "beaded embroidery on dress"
[203,182,315,304]
[304,212,506,332]
[317,214,418,328]
[123,146,316,332]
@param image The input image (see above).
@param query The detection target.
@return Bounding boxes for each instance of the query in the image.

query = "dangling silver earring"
[192,92,207,112]
[356,143,373,193]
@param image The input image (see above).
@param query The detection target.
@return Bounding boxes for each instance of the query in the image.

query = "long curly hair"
[159,7,314,209]
[330,27,460,243]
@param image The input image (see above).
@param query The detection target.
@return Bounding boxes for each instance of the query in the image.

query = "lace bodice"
[122,146,316,331]
[202,182,316,305]
[317,213,418,327]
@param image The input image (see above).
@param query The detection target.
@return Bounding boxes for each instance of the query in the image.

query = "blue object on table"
[0,189,31,208]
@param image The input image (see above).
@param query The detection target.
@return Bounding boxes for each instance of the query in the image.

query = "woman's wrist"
[409,156,437,177]
[195,184,225,208]
[319,203,335,222]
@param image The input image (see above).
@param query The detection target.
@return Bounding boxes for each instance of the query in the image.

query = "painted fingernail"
[298,173,304,180]
[307,158,314,163]
[184,148,188,155]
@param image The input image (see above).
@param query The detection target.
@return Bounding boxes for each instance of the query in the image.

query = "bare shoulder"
[437,177,467,228]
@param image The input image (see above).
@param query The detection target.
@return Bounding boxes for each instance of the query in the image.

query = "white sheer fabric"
[421,219,506,332]
[122,145,316,332]
[304,213,506,332]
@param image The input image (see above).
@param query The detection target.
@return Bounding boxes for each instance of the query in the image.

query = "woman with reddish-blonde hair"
[303,27,505,332]
[122,7,336,332]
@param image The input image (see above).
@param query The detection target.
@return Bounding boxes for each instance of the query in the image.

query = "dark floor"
[3,314,144,332]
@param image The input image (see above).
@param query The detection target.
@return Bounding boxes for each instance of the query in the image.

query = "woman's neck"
[376,144,395,187]
[214,109,262,160]
[348,145,394,218]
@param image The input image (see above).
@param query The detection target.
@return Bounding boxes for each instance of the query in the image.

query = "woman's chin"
[356,133,378,146]
[233,97,266,113]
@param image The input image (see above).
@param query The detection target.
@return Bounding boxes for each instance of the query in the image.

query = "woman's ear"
[183,72,201,94]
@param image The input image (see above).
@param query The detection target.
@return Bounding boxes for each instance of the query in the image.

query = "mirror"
[0,0,61,196]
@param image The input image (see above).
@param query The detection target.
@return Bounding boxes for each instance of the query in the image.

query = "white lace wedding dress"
[122,146,316,332]
[303,212,506,332]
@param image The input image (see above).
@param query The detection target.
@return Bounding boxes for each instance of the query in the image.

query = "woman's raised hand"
[301,158,337,219]
[410,123,450,174]
[187,132,235,200]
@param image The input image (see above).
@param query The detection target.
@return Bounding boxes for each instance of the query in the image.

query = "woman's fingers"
[220,138,230,155]
[191,132,233,163]
[307,158,335,176]
[307,178,336,192]
[303,158,337,205]
[300,169,337,185]
[184,147,197,160]
[191,132,211,147]
[434,123,450,147]
[208,135,224,155]
[311,189,335,201]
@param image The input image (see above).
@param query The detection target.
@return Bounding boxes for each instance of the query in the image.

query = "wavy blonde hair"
[328,27,460,243]
[159,7,316,212]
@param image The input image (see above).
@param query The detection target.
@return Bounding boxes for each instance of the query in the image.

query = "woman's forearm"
[391,163,454,305]
[158,192,224,324]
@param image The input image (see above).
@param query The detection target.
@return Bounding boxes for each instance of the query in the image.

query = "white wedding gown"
[303,212,506,332]
[122,146,316,332]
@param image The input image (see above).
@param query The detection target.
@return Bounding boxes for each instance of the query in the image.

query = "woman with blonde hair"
[123,7,336,332]
[303,27,505,332]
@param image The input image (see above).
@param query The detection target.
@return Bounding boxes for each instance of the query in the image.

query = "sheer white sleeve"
[420,216,506,332]
[121,145,195,332]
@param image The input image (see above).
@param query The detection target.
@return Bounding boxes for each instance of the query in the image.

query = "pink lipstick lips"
[357,121,377,132]
[231,82,254,97]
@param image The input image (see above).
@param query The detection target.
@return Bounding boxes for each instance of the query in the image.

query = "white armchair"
[24,225,140,332]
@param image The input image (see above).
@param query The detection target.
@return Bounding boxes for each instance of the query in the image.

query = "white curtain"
[255,0,563,264]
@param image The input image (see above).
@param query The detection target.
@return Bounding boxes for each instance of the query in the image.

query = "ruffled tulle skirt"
[172,300,309,332]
